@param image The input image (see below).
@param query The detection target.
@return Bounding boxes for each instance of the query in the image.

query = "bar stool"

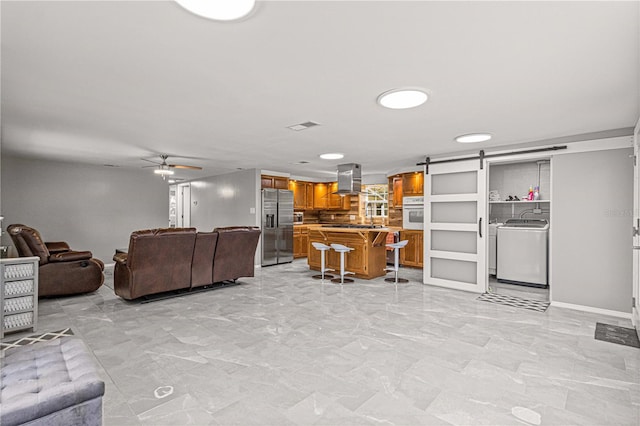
[330,243,355,284]
[385,240,409,284]
[311,242,334,280]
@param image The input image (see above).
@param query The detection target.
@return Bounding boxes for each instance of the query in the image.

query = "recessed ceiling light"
[175,0,255,21]
[320,153,344,160]
[455,133,492,143]
[377,88,428,109]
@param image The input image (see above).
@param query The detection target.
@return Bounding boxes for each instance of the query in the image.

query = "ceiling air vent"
[287,121,320,131]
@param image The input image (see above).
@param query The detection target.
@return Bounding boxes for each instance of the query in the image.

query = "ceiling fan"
[142,154,202,179]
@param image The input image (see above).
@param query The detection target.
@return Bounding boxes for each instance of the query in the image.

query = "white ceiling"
[2,1,639,181]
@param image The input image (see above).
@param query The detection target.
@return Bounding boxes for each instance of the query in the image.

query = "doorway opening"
[176,183,191,228]
[486,158,551,303]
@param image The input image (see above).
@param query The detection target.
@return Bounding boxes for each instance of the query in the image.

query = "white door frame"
[632,117,640,332]
[423,159,487,293]
[484,155,553,302]
[176,183,191,228]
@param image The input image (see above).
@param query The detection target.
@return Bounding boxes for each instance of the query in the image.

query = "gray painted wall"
[551,148,633,313]
[1,156,169,263]
[189,168,260,230]
[188,168,261,263]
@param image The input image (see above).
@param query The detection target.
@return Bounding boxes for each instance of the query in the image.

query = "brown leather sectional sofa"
[7,224,104,297]
[113,226,261,300]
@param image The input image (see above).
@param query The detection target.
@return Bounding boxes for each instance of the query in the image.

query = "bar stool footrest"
[331,277,355,284]
[385,277,409,284]
[312,274,335,280]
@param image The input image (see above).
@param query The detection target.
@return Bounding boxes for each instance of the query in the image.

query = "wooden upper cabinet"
[328,182,350,210]
[305,182,314,210]
[402,172,424,196]
[290,180,316,210]
[391,176,403,208]
[274,176,289,189]
[290,181,305,209]
[271,179,348,210]
[261,175,289,189]
[261,176,274,189]
[313,183,329,209]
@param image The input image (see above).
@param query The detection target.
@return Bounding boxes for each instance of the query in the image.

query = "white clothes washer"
[497,219,549,287]
[488,222,502,276]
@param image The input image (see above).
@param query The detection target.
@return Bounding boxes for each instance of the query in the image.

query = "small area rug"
[477,292,550,312]
[1,328,74,352]
[595,323,640,348]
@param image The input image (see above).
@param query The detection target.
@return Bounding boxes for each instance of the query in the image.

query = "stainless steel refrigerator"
[261,189,294,266]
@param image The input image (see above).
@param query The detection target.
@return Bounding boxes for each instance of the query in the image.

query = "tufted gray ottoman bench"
[0,337,105,426]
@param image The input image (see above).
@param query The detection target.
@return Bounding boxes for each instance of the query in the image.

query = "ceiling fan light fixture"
[377,88,428,109]
[174,0,255,21]
[154,168,174,176]
[455,133,492,143]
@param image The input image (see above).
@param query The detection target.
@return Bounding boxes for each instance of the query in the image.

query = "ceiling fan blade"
[169,164,202,170]
[140,158,162,165]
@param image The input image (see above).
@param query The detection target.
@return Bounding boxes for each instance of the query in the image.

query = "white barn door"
[424,159,487,293]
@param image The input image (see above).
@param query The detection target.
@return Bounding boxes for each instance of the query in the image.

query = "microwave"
[293,212,304,224]
[402,196,424,230]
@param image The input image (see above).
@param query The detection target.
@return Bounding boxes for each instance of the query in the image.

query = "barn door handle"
[478,217,483,238]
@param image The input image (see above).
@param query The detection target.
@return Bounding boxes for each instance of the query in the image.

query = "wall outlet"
[350,215,355,220]
[250,207,256,214]
[331,215,335,220]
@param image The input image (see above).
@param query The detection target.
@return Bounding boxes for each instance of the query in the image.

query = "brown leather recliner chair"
[191,231,219,288]
[211,226,261,283]
[7,224,104,297]
[113,228,197,300]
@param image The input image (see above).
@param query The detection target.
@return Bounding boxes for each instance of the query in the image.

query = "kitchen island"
[307,226,393,279]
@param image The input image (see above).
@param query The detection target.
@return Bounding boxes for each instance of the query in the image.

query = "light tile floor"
[4,260,639,425]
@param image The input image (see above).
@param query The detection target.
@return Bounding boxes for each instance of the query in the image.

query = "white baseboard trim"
[103,262,115,269]
[551,301,632,319]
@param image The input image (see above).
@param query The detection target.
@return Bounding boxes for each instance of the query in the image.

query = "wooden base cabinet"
[308,228,388,279]
[399,230,423,267]
[1,257,38,338]
[293,226,309,258]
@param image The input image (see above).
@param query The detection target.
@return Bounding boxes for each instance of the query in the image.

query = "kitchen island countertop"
[307,227,394,279]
